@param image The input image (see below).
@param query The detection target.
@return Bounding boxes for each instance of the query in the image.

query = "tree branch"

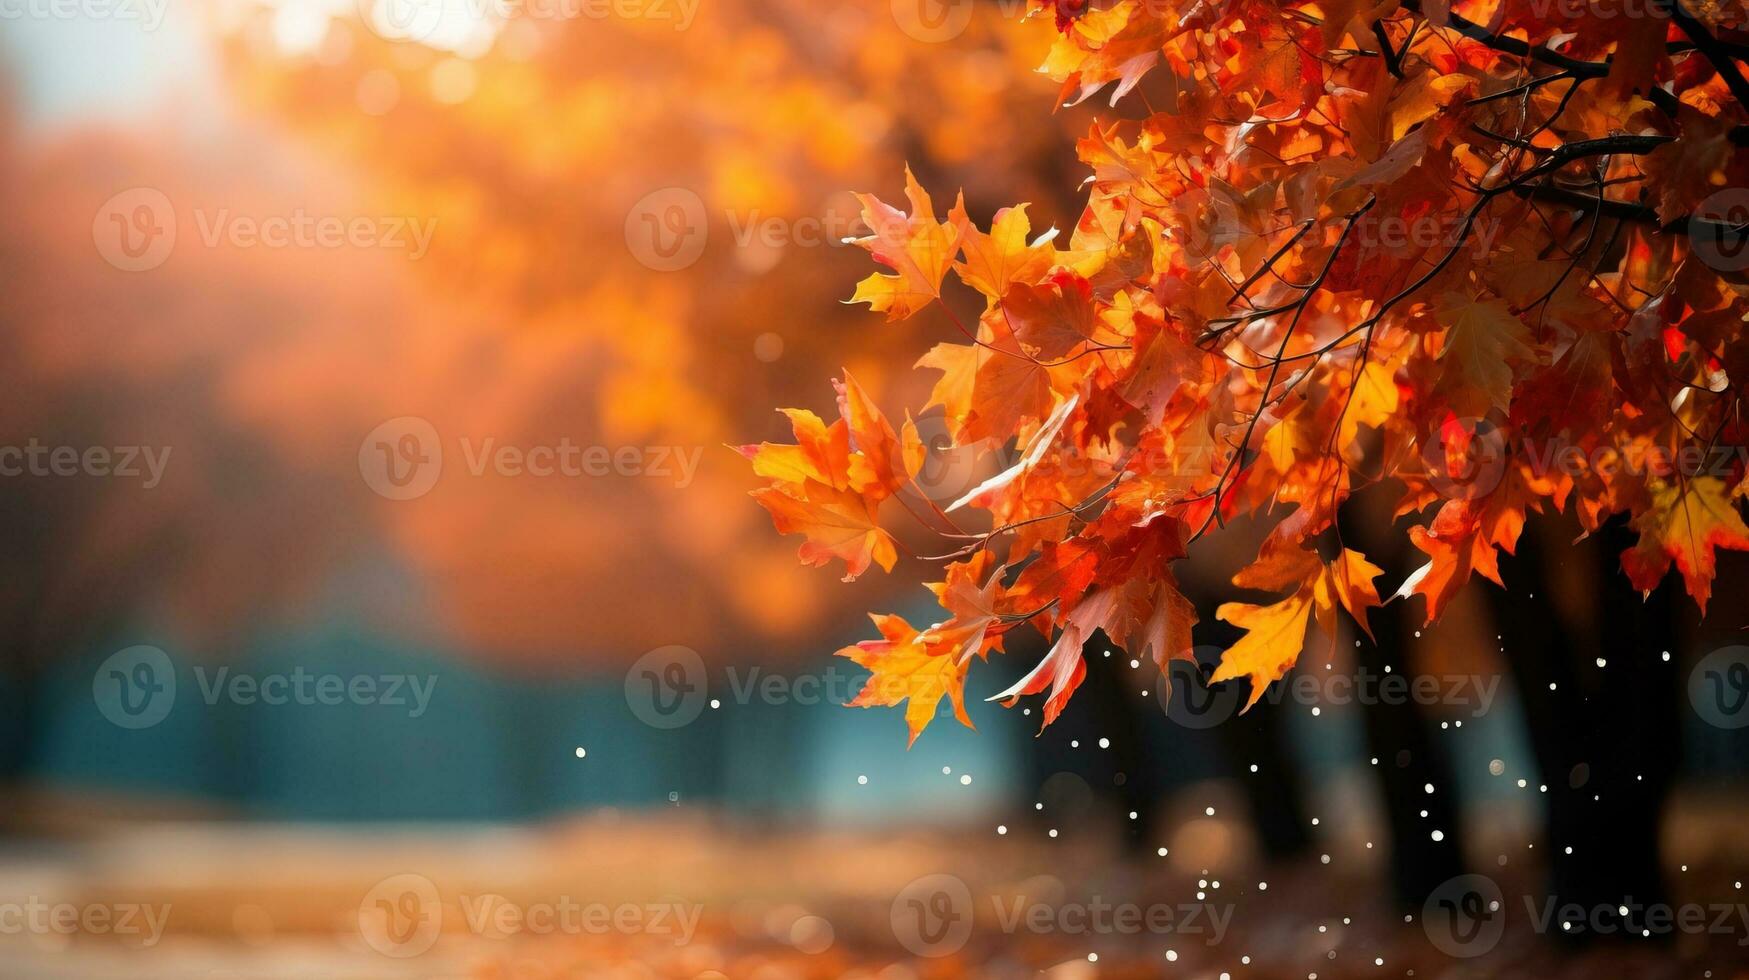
[1511,183,1746,242]
[1372,19,1405,78]
[1399,0,1683,117]
[1657,0,1749,110]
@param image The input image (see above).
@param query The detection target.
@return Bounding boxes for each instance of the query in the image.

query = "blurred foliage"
[205,0,1103,657]
[1,1,1104,669]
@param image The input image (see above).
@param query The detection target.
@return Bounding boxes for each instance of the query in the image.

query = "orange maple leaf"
[749,480,898,582]
[839,613,974,747]
[847,166,962,322]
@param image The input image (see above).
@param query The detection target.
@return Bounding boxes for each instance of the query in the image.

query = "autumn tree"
[743,0,1749,743]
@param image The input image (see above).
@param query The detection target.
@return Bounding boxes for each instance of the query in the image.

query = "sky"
[0,0,217,126]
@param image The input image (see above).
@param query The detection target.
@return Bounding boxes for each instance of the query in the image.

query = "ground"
[3,800,1748,978]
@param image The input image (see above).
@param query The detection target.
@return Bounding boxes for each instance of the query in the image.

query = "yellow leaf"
[736,408,850,489]
[1210,585,1315,709]
[1387,73,1473,140]
[1320,547,1385,641]
[951,199,1058,300]
[1338,359,1400,448]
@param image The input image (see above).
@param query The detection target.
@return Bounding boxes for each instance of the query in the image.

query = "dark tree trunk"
[1485,517,1677,937]
[1342,495,1469,910]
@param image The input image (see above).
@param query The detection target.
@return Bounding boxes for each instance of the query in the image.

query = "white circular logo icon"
[1423,416,1506,500]
[1691,188,1749,273]
[890,873,973,958]
[1423,874,1505,958]
[1155,650,1243,729]
[94,188,175,272]
[890,0,973,42]
[1691,645,1749,730]
[906,414,1005,503]
[93,645,176,730]
[359,417,442,501]
[358,0,447,42]
[625,187,708,272]
[359,873,442,957]
[624,645,709,729]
